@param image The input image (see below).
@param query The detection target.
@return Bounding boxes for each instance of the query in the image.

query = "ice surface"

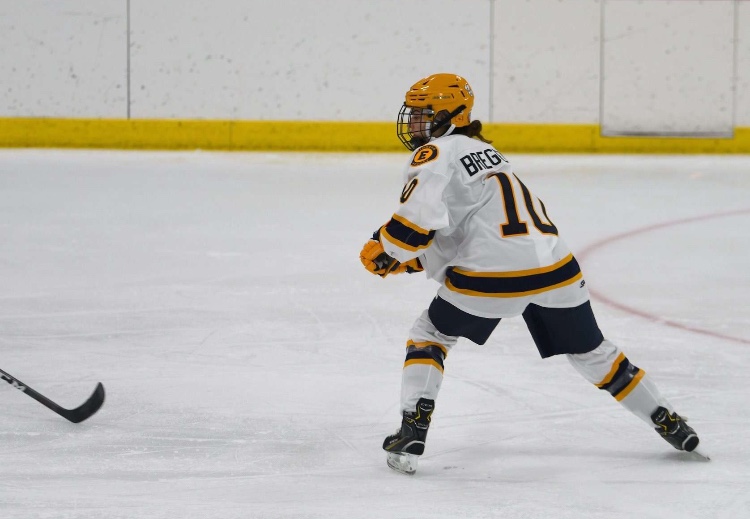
[1,149,748,518]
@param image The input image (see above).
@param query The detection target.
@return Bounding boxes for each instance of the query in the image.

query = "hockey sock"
[400,340,446,413]
[567,340,672,426]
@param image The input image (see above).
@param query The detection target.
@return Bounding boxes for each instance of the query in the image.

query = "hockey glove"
[360,240,400,277]
[360,234,423,277]
[390,256,423,274]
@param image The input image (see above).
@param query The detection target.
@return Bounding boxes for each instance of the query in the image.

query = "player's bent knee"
[566,339,618,379]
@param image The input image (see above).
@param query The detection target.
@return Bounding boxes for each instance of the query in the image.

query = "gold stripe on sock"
[596,353,626,388]
[615,369,645,402]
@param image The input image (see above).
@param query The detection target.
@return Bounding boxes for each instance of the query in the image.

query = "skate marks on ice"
[0,151,748,519]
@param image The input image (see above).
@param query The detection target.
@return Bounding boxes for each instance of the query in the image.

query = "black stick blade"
[62,382,105,423]
[1,368,105,423]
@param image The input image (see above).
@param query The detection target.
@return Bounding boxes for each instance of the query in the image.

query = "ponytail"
[454,120,492,144]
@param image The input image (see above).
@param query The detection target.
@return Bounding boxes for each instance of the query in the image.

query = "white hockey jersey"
[379,134,590,318]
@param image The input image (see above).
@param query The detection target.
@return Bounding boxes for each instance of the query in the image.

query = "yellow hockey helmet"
[397,73,475,151]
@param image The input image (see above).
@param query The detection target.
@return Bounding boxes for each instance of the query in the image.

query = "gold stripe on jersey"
[444,254,582,298]
[452,253,576,278]
[381,214,436,252]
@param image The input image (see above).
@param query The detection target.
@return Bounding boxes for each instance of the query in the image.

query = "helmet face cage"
[397,104,435,151]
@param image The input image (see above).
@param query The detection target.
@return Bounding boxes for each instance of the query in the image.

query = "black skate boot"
[651,406,699,452]
[382,398,434,474]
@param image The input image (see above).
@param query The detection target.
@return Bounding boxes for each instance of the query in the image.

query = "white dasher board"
[601,0,735,137]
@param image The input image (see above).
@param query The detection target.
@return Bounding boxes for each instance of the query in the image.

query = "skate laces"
[653,407,679,432]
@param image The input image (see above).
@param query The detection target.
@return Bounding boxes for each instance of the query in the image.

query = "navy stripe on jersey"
[382,214,436,252]
[445,254,582,297]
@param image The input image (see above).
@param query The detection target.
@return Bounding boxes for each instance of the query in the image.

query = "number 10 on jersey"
[492,173,558,237]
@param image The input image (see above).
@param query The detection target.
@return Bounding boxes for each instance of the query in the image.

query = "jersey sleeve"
[380,153,451,263]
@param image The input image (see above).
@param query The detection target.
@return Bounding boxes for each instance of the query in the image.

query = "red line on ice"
[577,208,750,346]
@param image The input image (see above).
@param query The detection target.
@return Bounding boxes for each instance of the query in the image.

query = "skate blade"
[386,452,419,475]
[690,447,711,461]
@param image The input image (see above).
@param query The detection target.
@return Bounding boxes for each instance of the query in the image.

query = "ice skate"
[651,406,705,457]
[383,398,433,475]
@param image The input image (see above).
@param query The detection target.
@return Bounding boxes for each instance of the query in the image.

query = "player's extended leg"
[522,301,700,454]
[567,340,700,453]
[383,309,457,474]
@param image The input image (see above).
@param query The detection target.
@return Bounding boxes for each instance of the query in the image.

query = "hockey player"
[360,73,703,475]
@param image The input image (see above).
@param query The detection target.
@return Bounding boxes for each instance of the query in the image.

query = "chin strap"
[430,104,466,135]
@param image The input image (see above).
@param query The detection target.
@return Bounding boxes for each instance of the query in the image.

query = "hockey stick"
[0,368,105,423]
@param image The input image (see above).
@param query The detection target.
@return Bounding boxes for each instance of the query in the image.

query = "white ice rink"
[1,149,748,519]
